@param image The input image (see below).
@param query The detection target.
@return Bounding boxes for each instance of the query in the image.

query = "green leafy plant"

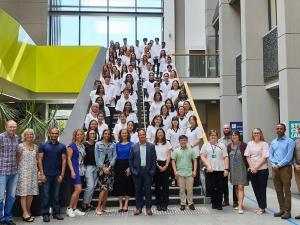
[0,102,18,132]
[18,101,47,142]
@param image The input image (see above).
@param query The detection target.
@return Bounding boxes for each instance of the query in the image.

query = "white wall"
[163,0,175,54]
[185,0,206,50]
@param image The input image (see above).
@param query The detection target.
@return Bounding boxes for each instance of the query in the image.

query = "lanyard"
[210,144,218,155]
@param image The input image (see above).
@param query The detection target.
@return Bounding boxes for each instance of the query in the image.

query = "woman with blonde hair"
[66,129,86,217]
[244,128,269,215]
[16,128,39,222]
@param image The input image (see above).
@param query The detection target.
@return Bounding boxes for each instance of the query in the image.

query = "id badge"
[212,154,216,159]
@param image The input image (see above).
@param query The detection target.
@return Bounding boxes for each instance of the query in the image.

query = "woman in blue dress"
[66,129,86,217]
[113,129,135,212]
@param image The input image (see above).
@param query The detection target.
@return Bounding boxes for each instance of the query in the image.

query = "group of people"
[1,37,300,225]
[206,123,300,220]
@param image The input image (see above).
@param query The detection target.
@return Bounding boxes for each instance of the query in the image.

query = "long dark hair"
[154,128,167,145]
[151,115,164,127]
[100,129,113,142]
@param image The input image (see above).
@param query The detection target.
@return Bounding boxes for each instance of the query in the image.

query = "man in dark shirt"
[38,128,66,222]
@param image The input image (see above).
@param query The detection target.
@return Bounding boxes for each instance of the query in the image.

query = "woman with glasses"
[200,130,229,210]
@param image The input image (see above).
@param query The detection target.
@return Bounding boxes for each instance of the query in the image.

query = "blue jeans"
[0,174,18,222]
[83,165,98,205]
[41,176,61,215]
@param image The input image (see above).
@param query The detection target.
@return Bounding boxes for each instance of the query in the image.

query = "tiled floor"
[15,183,300,225]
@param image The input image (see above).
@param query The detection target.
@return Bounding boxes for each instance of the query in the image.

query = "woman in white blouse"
[146,115,164,144]
[127,121,139,144]
[84,103,99,130]
[154,128,172,211]
[113,112,128,142]
[160,105,172,131]
[166,116,183,150]
[186,115,202,186]
[149,92,165,123]
[177,106,188,133]
[244,128,269,215]
[167,80,181,104]
[200,130,229,210]
[183,101,195,119]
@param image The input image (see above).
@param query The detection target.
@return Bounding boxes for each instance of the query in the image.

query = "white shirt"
[186,127,202,157]
[186,110,195,119]
[113,123,127,141]
[155,142,172,161]
[84,113,97,130]
[91,94,108,104]
[103,83,116,107]
[149,101,164,122]
[160,81,172,99]
[200,142,228,171]
[178,116,188,133]
[167,89,180,103]
[166,128,184,150]
[162,115,172,131]
[152,43,161,58]
[146,125,158,144]
[113,79,122,97]
[143,81,155,102]
[115,97,137,112]
[130,132,139,143]
[117,112,138,124]
[98,123,108,139]
[159,57,167,73]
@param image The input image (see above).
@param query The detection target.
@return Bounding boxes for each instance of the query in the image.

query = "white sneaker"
[73,208,85,216]
[66,207,76,217]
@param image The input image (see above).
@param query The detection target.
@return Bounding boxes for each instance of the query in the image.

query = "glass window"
[80,16,108,46]
[109,0,135,12]
[80,0,107,12]
[269,0,277,30]
[137,0,163,12]
[50,0,80,11]
[59,16,79,45]
[109,16,135,45]
[137,17,162,42]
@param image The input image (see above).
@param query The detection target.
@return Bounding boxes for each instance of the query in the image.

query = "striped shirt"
[0,132,19,175]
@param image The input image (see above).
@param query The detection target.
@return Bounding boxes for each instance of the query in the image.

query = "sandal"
[256,209,265,215]
[22,217,34,222]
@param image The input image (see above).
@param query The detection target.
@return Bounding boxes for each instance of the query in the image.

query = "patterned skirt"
[98,169,115,192]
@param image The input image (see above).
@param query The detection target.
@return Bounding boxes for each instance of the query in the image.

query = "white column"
[240,0,278,142]
[277,0,300,136]
[163,0,175,54]
[219,0,242,130]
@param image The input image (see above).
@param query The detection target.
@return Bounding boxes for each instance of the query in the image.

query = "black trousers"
[223,176,237,203]
[206,171,224,208]
[154,161,170,207]
[250,169,269,209]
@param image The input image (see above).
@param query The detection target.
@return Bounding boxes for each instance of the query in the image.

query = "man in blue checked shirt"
[269,123,295,220]
[0,120,19,225]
